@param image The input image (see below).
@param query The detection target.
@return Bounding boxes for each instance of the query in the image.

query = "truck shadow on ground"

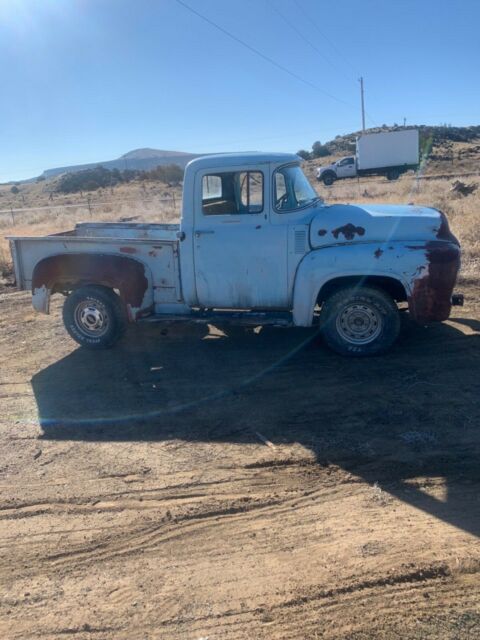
[33,316,480,537]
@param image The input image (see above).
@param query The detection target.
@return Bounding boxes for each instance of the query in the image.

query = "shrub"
[56,166,122,194]
[297,149,311,160]
[144,163,184,183]
[311,141,331,158]
[55,163,184,194]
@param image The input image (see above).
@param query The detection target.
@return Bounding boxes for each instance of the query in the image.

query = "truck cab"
[316,156,356,185]
[8,152,462,356]
[180,153,320,311]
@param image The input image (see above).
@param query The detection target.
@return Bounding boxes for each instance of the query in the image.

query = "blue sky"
[0,0,479,182]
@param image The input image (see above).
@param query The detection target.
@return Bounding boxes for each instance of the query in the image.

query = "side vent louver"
[294,230,306,254]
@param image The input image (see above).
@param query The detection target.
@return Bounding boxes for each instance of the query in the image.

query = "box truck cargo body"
[356,129,419,171]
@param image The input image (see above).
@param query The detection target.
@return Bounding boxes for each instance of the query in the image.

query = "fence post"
[87,196,92,217]
[172,192,176,211]
[10,207,15,225]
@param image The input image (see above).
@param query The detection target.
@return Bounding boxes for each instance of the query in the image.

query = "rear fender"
[31,253,154,321]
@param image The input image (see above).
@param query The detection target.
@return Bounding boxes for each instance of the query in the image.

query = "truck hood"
[317,163,336,175]
[309,203,447,248]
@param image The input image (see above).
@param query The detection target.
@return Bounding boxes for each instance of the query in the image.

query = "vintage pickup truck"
[8,152,462,356]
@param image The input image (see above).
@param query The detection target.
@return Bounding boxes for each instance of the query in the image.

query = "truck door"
[336,156,356,178]
[193,167,288,309]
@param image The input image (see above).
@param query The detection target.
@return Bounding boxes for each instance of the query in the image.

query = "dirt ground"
[0,277,480,639]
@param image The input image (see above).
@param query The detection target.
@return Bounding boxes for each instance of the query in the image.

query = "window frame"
[272,162,318,214]
[201,170,265,216]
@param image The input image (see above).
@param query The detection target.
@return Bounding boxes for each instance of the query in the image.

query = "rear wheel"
[387,168,400,180]
[320,286,400,356]
[63,285,126,349]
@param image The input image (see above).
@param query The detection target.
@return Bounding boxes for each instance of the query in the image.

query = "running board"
[140,310,294,327]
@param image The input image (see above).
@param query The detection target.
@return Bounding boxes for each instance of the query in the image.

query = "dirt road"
[1,280,480,639]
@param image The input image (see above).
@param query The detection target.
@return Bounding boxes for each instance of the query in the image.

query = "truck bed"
[8,221,183,313]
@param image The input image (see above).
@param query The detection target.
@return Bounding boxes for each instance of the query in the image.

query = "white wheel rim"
[336,302,382,345]
[74,300,109,337]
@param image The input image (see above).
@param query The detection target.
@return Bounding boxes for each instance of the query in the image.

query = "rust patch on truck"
[374,248,383,259]
[32,254,150,320]
[332,224,365,241]
[408,241,460,324]
[120,246,137,254]
[436,210,460,246]
[317,229,327,237]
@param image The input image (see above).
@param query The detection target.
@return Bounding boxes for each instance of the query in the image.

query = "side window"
[202,171,263,215]
[275,172,287,200]
[240,171,263,213]
[203,175,222,199]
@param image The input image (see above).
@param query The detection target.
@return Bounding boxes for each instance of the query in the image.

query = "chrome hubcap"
[75,300,109,337]
[336,303,382,345]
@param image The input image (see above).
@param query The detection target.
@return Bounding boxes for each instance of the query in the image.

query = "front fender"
[31,253,154,321]
[292,242,425,326]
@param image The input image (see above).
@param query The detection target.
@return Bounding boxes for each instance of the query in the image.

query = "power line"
[175,0,353,108]
[293,0,360,79]
[267,1,354,85]
[292,0,379,127]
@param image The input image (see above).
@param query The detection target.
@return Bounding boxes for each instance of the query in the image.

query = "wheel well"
[317,276,407,304]
[59,282,119,297]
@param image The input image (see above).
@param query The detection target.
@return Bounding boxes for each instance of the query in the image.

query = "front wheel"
[63,285,126,349]
[322,172,336,186]
[320,286,400,356]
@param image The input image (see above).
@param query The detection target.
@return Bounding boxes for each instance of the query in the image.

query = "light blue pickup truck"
[9,152,461,356]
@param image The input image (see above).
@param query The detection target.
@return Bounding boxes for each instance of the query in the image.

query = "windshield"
[274,164,319,212]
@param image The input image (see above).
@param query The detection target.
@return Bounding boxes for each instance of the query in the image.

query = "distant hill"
[42,148,201,178]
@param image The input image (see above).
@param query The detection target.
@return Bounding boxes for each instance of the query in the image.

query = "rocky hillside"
[311,124,480,157]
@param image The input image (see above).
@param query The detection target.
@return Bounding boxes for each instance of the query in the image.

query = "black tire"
[387,169,400,181]
[63,285,126,349]
[322,172,336,186]
[320,286,400,357]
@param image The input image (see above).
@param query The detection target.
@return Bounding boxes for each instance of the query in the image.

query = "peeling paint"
[120,246,137,254]
[408,241,460,324]
[317,229,327,236]
[32,254,151,320]
[332,224,365,241]
[374,248,383,259]
[436,210,460,245]
[32,285,49,314]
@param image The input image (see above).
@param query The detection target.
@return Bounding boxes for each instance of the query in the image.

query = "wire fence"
[0,195,181,226]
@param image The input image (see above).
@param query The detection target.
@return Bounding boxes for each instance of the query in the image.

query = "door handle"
[195,229,215,237]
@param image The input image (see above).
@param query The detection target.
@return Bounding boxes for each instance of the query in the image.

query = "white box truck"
[317,129,420,185]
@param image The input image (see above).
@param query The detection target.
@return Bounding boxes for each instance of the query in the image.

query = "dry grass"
[0,196,180,276]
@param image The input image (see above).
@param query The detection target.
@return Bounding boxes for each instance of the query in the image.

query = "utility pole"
[359,77,366,132]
